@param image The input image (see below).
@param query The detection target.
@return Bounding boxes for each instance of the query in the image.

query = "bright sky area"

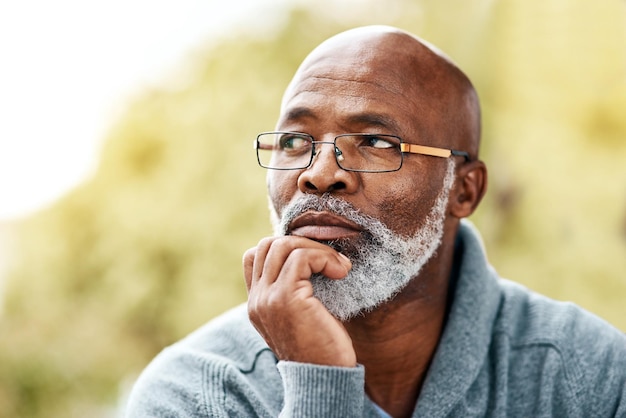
[0,0,303,221]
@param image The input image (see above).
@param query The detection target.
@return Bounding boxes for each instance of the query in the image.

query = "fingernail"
[338,252,352,267]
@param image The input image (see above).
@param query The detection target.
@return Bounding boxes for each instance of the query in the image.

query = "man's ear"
[450,160,487,218]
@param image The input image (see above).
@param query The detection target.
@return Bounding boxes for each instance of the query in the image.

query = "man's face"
[266,35,457,318]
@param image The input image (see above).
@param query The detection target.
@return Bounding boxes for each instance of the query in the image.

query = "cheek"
[267,171,299,216]
[373,175,441,237]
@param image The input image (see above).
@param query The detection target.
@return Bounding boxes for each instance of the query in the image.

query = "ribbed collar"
[413,220,502,416]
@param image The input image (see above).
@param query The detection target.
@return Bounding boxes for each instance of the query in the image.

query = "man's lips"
[287,211,363,241]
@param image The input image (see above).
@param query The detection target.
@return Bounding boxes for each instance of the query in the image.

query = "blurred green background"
[1,1,625,416]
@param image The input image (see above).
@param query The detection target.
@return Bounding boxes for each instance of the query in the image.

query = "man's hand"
[243,236,356,367]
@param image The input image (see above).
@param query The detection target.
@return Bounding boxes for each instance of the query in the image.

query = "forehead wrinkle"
[306,74,404,96]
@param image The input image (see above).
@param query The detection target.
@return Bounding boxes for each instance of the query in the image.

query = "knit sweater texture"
[125,221,626,417]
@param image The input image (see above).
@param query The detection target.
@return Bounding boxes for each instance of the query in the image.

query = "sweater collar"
[413,220,501,416]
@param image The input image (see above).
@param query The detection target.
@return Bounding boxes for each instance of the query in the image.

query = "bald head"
[281,26,481,158]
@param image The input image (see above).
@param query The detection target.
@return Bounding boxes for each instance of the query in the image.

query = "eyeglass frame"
[254,131,471,173]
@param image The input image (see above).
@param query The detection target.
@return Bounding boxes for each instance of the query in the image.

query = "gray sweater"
[125,221,626,417]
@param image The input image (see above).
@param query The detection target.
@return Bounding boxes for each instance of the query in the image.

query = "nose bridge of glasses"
[311,140,339,156]
[308,140,344,168]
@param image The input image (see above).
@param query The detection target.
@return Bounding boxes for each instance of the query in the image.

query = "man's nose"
[297,142,358,194]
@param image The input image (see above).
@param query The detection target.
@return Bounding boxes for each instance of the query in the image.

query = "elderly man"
[126,26,626,417]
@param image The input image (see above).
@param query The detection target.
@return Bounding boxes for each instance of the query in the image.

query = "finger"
[251,237,275,286]
[336,252,353,274]
[260,237,343,284]
[242,247,256,292]
[277,247,351,285]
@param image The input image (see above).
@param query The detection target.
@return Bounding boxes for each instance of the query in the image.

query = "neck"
[344,235,456,418]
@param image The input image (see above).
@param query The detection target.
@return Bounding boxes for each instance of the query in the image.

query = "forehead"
[281,85,408,131]
[279,52,422,137]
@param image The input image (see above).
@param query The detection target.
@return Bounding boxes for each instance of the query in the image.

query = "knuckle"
[267,236,292,250]
[265,292,286,310]
[242,247,256,264]
[247,306,259,323]
[290,247,310,257]
[258,236,277,249]
[247,296,264,320]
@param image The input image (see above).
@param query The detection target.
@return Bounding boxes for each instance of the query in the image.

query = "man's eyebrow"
[283,107,317,122]
[283,108,401,132]
[345,113,401,132]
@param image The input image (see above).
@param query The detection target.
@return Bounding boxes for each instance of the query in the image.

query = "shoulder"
[496,279,625,351]
[493,279,626,414]
[181,303,269,361]
[125,304,279,417]
[159,303,272,375]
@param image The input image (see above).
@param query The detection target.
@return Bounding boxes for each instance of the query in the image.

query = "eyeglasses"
[254,132,470,173]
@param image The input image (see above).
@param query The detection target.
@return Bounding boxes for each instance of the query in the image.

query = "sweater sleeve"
[276,361,366,417]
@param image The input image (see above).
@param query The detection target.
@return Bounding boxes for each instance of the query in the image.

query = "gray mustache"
[279,194,374,235]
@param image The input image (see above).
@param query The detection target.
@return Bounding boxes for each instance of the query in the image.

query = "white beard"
[270,159,456,321]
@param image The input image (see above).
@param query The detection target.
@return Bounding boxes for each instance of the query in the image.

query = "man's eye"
[364,136,395,149]
[279,135,309,150]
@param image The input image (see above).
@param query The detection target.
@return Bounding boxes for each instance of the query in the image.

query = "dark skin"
[243,26,487,418]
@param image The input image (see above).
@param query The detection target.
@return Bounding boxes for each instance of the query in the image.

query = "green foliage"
[1,1,625,417]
